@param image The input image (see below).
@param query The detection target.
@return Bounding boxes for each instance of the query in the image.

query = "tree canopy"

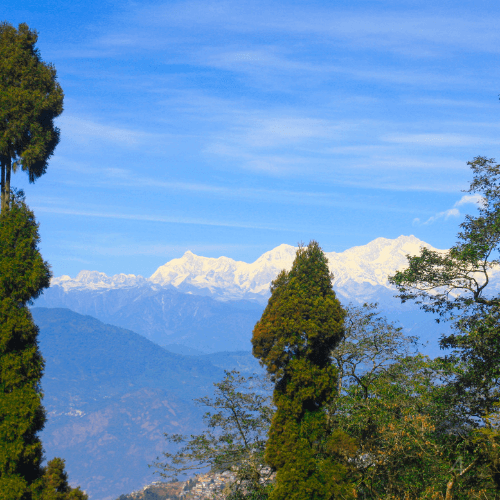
[252,241,352,500]
[39,458,87,500]
[0,22,64,211]
[385,157,500,498]
[388,157,500,421]
[389,156,500,319]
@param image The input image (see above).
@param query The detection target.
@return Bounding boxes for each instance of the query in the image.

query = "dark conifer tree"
[0,22,64,212]
[252,241,352,500]
[0,191,50,499]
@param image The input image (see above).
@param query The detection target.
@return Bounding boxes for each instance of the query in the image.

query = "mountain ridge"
[51,235,441,303]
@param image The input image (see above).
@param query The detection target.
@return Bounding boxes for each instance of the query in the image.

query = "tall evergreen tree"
[0,191,50,499]
[0,22,64,212]
[252,241,352,500]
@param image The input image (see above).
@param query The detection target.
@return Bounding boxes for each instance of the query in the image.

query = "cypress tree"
[0,191,50,499]
[252,241,352,500]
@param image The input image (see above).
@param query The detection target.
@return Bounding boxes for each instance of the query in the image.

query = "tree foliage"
[385,157,500,497]
[389,156,500,319]
[388,157,500,416]
[39,458,87,500]
[252,241,353,500]
[331,302,419,400]
[0,22,64,211]
[330,303,499,499]
[0,190,50,499]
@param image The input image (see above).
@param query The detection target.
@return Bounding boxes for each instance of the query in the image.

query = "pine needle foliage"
[0,192,87,499]
[39,458,87,500]
[0,22,64,211]
[0,190,50,499]
[252,241,353,500]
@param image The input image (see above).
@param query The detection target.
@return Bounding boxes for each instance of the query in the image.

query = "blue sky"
[5,0,500,278]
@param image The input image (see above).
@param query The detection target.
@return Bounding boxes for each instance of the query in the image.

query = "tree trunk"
[0,158,5,212]
[445,477,454,500]
[4,156,11,211]
[445,458,477,500]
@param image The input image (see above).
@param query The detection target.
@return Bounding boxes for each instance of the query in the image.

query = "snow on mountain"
[325,235,437,288]
[150,235,441,300]
[51,270,148,291]
[50,235,441,301]
[149,243,298,299]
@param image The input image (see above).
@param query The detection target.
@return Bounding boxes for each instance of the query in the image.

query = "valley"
[34,308,262,500]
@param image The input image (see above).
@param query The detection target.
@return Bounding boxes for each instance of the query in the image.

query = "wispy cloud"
[30,168,422,212]
[57,115,171,147]
[413,208,460,226]
[413,193,485,226]
[54,240,263,259]
[127,2,500,56]
[32,205,294,231]
[406,97,493,108]
[383,133,500,148]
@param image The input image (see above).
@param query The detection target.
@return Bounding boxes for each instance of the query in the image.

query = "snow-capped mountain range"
[51,235,442,302]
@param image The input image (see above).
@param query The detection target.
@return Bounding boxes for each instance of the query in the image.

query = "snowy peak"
[51,271,147,292]
[50,236,442,300]
[149,251,248,289]
[254,243,297,264]
[325,235,438,288]
[149,243,300,299]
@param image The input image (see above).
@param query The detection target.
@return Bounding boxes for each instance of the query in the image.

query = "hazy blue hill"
[35,281,448,357]
[35,287,263,352]
[33,307,223,401]
[32,308,229,500]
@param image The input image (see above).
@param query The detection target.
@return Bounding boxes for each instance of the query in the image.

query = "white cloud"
[454,194,485,207]
[413,208,460,226]
[33,206,285,231]
[58,115,168,147]
[128,2,500,56]
[413,193,485,226]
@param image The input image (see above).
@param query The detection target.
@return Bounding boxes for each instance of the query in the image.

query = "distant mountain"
[50,235,440,303]
[34,308,258,500]
[35,236,454,352]
[34,286,263,352]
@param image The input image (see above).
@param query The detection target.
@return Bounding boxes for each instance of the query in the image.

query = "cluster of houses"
[120,467,274,499]
[119,471,238,499]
